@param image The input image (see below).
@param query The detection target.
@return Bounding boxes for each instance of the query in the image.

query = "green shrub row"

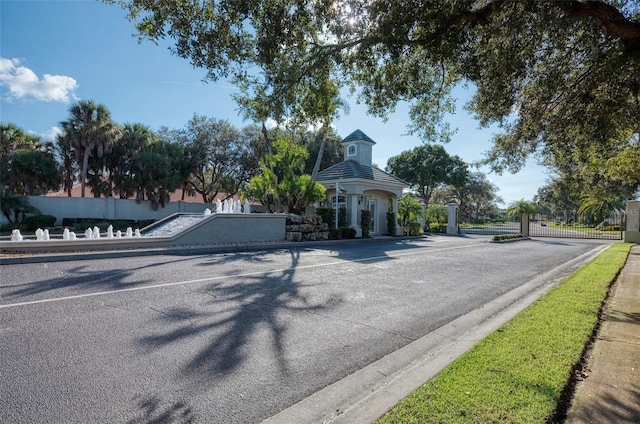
[1,214,57,233]
[316,207,346,228]
[386,212,396,236]
[24,214,56,231]
[427,222,447,233]
[492,234,524,241]
[328,226,357,240]
[61,218,155,231]
[1,218,156,236]
[360,210,372,238]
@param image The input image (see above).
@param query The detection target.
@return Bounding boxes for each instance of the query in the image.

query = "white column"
[350,195,361,237]
[447,202,458,235]
[625,200,640,243]
[393,197,401,236]
[521,213,530,237]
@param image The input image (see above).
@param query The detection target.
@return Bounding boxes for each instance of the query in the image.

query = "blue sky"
[1,0,549,205]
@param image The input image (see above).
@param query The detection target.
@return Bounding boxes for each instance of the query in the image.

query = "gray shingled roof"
[315,160,409,186]
[342,129,376,145]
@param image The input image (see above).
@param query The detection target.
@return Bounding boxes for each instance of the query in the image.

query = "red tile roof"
[45,184,246,204]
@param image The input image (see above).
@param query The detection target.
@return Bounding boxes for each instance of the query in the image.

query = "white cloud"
[42,126,63,140]
[0,57,78,102]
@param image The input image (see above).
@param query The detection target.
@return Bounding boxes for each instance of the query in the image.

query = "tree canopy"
[433,171,503,223]
[60,100,122,198]
[161,115,261,203]
[245,137,326,214]
[386,144,468,208]
[112,0,640,187]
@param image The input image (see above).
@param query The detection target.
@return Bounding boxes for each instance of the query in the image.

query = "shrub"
[316,207,333,226]
[405,221,423,236]
[429,222,442,233]
[61,218,155,231]
[492,234,524,241]
[386,212,397,236]
[360,210,372,237]
[341,227,356,239]
[316,207,346,228]
[23,214,56,231]
[425,204,447,224]
[0,223,18,233]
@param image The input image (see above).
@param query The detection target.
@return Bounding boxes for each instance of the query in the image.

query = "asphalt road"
[0,235,607,423]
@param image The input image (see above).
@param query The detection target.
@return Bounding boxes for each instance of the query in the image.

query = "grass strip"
[376,242,633,424]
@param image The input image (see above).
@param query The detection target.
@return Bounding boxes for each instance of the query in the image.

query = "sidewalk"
[566,244,640,423]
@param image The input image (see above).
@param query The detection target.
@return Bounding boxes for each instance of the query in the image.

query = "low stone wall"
[285,215,329,242]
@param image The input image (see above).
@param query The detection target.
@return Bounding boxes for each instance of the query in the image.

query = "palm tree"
[507,199,537,220]
[60,100,122,197]
[1,122,41,162]
[0,192,40,224]
[397,193,424,228]
[110,123,157,199]
[52,133,77,197]
[579,192,625,225]
[1,123,43,193]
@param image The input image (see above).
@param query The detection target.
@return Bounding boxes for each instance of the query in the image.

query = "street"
[0,235,606,423]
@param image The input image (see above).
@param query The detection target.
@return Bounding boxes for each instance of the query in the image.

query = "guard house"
[315,129,409,236]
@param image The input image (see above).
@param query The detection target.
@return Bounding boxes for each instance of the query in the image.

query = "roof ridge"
[342,129,376,145]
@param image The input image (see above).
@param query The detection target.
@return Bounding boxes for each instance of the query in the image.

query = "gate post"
[521,213,530,237]
[447,203,459,235]
[624,200,640,243]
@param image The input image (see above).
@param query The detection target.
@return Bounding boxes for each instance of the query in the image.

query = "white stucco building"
[315,129,409,236]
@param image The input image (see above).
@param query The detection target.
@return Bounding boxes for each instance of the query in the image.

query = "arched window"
[347,144,357,157]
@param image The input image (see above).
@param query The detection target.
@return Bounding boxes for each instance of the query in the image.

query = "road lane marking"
[0,243,481,309]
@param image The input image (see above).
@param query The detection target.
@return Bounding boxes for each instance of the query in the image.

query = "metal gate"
[459,220,521,235]
[529,212,624,240]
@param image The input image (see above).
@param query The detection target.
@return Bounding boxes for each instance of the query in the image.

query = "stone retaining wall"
[285,215,329,242]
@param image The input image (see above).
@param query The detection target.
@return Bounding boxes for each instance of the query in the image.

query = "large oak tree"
[386,144,468,209]
[111,0,640,193]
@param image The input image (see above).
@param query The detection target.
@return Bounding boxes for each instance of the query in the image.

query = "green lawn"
[376,242,633,424]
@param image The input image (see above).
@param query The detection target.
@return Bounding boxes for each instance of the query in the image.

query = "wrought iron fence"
[529,212,624,240]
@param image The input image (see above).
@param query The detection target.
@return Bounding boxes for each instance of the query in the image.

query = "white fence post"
[624,200,640,243]
[447,203,458,235]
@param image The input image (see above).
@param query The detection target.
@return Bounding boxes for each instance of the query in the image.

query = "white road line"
[0,243,480,310]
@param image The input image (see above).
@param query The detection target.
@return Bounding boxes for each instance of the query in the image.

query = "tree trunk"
[81,149,90,198]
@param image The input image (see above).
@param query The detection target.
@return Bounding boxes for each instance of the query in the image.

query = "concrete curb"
[0,236,424,265]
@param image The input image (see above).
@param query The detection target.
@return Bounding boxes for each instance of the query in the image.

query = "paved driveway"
[0,236,607,423]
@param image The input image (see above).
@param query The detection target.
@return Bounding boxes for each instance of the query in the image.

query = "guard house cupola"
[342,129,376,167]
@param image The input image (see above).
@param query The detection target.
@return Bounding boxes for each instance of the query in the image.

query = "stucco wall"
[0,213,287,253]
[13,196,210,225]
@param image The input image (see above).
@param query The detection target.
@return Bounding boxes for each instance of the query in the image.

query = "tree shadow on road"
[1,265,153,299]
[0,254,239,300]
[126,394,195,424]
[138,249,343,378]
